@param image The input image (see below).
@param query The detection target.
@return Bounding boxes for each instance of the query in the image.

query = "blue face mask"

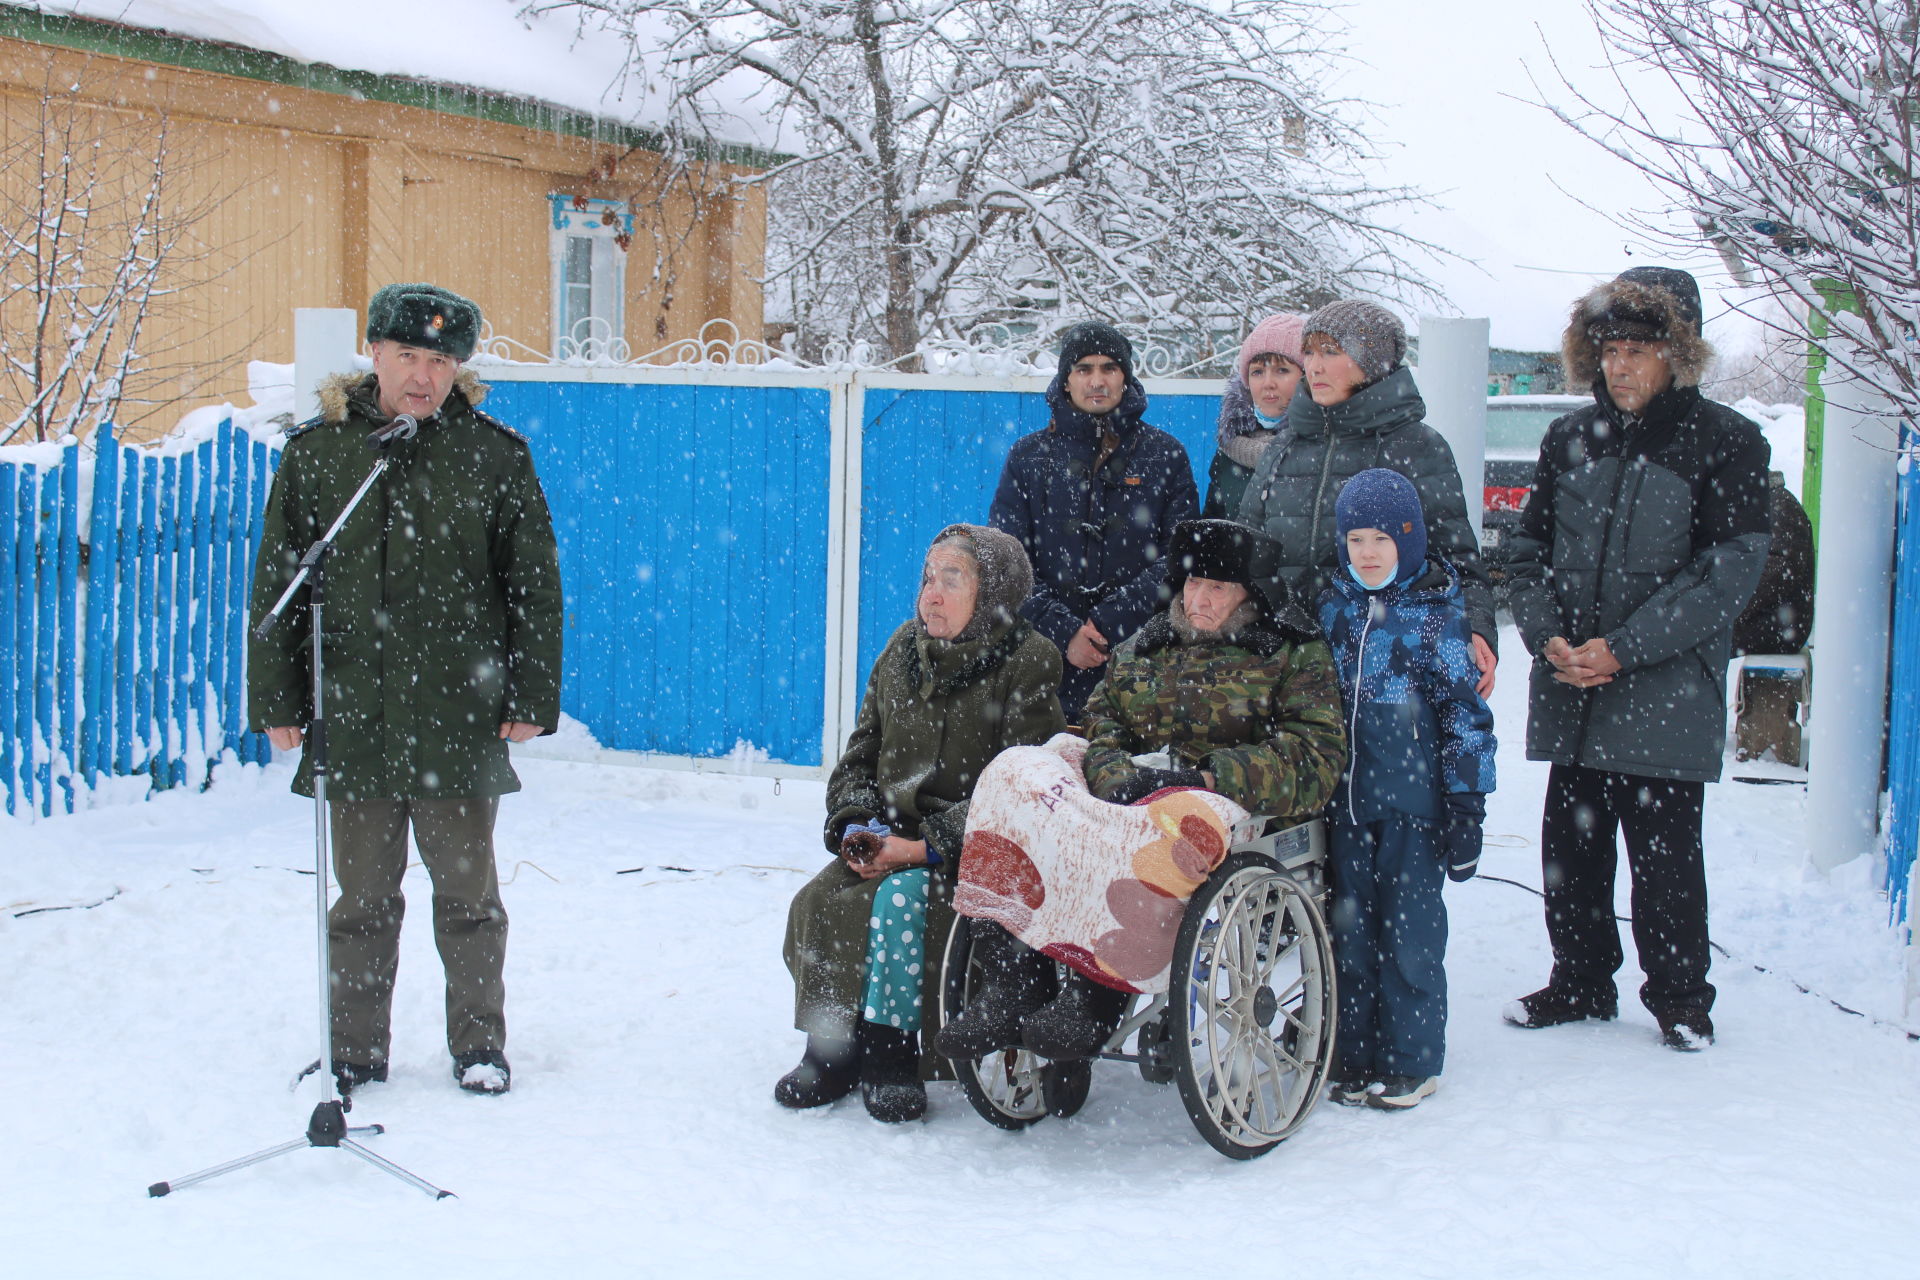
[1347,563,1394,590]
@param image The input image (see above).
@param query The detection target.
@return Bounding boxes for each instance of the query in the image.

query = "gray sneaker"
[1366,1074,1438,1110]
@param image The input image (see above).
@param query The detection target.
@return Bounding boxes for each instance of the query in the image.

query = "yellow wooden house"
[0,4,770,441]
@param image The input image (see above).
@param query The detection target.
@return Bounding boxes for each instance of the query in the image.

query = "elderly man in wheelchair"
[935,519,1349,1157]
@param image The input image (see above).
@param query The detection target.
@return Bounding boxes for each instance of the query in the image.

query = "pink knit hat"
[1236,313,1307,382]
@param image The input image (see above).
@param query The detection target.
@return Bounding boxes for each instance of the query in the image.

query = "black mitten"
[1442,792,1485,882]
[1107,766,1207,805]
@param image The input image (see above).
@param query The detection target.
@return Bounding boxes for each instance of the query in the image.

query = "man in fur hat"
[248,282,563,1096]
[989,321,1199,721]
[1502,266,1770,1052]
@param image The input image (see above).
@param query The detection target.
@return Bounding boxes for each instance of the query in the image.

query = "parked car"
[1480,394,1588,561]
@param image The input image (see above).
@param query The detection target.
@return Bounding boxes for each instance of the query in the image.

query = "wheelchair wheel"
[937,914,1050,1130]
[1170,852,1336,1159]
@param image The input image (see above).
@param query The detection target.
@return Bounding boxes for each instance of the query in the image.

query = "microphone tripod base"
[147,1100,451,1200]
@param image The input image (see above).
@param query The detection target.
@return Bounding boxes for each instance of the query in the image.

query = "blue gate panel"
[856,385,1220,686]
[484,379,832,767]
[1887,425,1920,928]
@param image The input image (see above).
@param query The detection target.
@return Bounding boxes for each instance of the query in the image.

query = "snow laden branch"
[0,75,243,445]
[536,0,1441,366]
[1547,0,1920,429]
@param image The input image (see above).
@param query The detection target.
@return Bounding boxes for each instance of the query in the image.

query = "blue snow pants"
[1329,813,1448,1078]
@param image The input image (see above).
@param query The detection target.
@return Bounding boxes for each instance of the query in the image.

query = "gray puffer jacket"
[1506,382,1770,782]
[1235,366,1496,646]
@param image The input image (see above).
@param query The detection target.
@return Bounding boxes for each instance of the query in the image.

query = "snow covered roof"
[7,1,779,159]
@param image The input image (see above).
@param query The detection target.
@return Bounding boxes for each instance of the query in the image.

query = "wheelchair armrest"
[1229,816,1326,875]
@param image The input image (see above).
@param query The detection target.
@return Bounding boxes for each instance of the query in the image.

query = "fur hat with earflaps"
[1164,518,1315,636]
[1561,266,1713,390]
[367,282,483,361]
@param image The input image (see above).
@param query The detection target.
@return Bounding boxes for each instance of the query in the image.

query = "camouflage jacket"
[1318,558,1496,824]
[1082,602,1347,822]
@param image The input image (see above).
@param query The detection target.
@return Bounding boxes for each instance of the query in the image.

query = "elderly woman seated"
[778,524,1066,1122]
[937,519,1348,1064]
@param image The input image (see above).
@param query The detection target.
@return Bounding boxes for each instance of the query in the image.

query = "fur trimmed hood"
[315,368,492,424]
[1561,268,1713,391]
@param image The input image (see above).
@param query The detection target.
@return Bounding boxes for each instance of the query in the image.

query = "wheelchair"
[936,817,1336,1160]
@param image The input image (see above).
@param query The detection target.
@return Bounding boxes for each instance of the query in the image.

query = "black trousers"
[1541,764,1715,1015]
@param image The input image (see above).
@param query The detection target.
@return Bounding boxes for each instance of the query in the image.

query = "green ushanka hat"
[366,282,482,360]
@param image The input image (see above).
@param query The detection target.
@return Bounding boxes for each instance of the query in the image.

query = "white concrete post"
[294,309,359,425]
[1805,372,1899,872]
[1415,316,1490,539]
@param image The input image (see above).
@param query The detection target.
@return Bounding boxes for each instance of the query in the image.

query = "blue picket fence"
[1886,426,1920,930]
[0,420,277,817]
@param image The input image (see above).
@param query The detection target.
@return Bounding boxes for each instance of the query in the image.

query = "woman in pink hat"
[1203,313,1307,518]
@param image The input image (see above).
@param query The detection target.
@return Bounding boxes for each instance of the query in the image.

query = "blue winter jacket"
[1317,559,1496,824]
[989,374,1199,718]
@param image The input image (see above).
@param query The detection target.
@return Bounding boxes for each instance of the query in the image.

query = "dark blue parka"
[1318,558,1496,825]
[989,375,1199,718]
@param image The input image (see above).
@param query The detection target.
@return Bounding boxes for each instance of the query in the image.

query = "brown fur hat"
[1561,266,1713,390]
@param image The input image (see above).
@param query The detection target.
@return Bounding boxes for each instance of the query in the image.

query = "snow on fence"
[0,420,278,817]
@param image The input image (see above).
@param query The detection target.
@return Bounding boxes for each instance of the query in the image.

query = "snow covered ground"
[4,630,1916,1278]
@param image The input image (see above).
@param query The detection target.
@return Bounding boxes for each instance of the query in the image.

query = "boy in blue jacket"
[1317,469,1496,1110]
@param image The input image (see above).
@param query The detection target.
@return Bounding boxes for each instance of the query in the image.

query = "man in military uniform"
[249,282,563,1096]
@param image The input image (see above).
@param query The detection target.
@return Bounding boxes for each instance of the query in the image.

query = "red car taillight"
[1484,485,1530,513]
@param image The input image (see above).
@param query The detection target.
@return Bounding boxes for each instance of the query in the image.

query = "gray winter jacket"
[1506,383,1771,782]
[1234,366,1496,647]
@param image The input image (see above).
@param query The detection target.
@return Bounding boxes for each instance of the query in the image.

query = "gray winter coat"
[1235,366,1496,647]
[1506,383,1770,782]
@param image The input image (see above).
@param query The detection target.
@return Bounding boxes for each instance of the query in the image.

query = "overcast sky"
[1330,0,1755,354]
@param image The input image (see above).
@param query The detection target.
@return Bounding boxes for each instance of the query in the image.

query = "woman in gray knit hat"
[778,523,1065,1123]
[1236,300,1499,694]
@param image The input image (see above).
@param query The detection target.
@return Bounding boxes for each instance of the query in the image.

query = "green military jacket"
[1082,602,1347,821]
[825,618,1066,862]
[247,372,563,800]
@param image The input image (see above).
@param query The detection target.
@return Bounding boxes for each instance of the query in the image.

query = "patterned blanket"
[955,734,1248,994]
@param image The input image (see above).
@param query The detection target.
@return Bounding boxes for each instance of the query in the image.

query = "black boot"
[1022,970,1129,1061]
[933,920,1052,1060]
[773,1034,859,1109]
[859,1023,926,1123]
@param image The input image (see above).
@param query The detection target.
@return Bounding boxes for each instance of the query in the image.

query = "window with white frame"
[549,195,630,357]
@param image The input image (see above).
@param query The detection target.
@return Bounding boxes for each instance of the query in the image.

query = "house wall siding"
[0,34,766,442]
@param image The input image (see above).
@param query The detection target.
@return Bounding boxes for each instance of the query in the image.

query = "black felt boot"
[773,1034,859,1109]
[859,1023,926,1123]
[933,920,1052,1060]
[1022,970,1129,1061]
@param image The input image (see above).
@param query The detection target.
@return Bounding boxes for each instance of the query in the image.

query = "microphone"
[366,413,418,449]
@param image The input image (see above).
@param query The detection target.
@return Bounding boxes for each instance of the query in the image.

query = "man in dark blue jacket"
[990,323,1199,720]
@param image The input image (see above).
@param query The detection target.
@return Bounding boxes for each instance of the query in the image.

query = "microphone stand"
[150,415,450,1199]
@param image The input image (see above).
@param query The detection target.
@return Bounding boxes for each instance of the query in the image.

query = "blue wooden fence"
[481,377,835,767]
[1887,425,1920,930]
[0,420,275,817]
[2,374,1228,814]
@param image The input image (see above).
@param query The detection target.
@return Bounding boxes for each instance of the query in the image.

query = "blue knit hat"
[1335,468,1427,579]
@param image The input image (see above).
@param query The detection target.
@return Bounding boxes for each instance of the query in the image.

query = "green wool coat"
[247,372,563,801]
[785,618,1065,1042]
[1082,606,1348,823]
